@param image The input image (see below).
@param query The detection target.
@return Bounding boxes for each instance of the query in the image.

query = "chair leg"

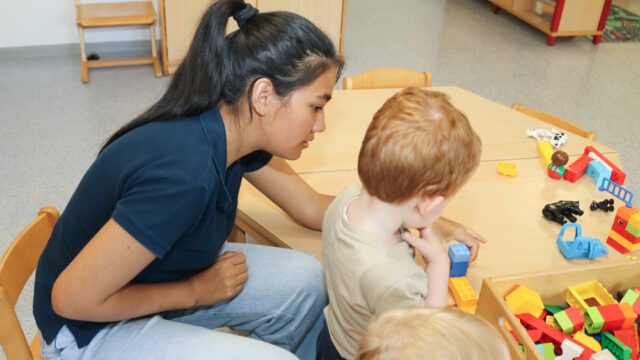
[149,25,162,77]
[78,27,89,83]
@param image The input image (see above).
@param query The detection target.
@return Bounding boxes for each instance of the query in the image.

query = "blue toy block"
[450,261,469,277]
[556,223,608,260]
[586,159,612,188]
[448,243,471,262]
[448,243,471,277]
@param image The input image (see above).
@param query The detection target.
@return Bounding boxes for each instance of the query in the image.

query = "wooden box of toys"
[476,261,640,360]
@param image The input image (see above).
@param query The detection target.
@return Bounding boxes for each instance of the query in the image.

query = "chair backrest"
[343,67,432,90]
[0,207,59,360]
[511,103,597,140]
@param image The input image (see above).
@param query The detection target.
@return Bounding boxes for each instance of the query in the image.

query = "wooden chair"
[0,207,60,360]
[511,103,597,140]
[342,67,432,90]
[76,0,162,82]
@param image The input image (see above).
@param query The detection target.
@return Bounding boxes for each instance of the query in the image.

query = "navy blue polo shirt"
[33,107,272,348]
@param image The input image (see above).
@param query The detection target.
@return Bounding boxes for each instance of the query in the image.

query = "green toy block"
[555,311,576,334]
[544,304,567,314]
[601,332,632,360]
[626,223,640,238]
[621,289,640,306]
[585,307,604,334]
[536,343,555,360]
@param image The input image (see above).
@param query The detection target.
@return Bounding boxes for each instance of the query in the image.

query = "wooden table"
[235,86,628,297]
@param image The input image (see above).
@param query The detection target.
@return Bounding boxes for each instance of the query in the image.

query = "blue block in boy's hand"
[448,243,471,277]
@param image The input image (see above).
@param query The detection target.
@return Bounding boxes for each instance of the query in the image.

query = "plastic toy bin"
[476,261,640,360]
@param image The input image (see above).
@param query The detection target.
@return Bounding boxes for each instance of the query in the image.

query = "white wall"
[0,0,160,48]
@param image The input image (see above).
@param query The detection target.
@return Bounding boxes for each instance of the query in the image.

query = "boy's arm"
[432,217,487,261]
[244,157,334,231]
[400,228,449,308]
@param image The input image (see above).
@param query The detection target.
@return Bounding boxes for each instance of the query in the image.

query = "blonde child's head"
[355,307,510,360]
[358,87,481,204]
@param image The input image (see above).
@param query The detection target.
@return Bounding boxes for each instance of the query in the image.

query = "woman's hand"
[432,217,487,262]
[188,251,249,307]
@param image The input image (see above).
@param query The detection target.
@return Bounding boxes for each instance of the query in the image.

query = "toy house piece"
[557,223,608,260]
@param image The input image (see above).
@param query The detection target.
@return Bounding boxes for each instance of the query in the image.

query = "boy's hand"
[451,225,487,262]
[400,227,448,265]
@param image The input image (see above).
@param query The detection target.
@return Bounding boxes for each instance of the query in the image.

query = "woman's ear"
[250,78,277,117]
[416,195,445,217]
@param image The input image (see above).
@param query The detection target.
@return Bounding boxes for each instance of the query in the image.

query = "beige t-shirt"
[322,185,428,359]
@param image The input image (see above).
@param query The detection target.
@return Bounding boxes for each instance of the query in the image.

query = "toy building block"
[546,304,568,314]
[614,326,638,360]
[567,281,617,314]
[564,154,593,183]
[602,331,633,360]
[536,342,555,360]
[448,277,477,314]
[621,289,640,316]
[590,349,618,360]
[547,315,557,327]
[497,161,516,176]
[506,285,545,318]
[585,303,638,334]
[448,243,471,277]
[557,223,608,260]
[517,313,595,359]
[607,206,640,254]
[555,307,585,334]
[584,146,626,185]
[574,331,603,352]
[537,141,554,168]
[557,338,586,360]
[587,159,613,188]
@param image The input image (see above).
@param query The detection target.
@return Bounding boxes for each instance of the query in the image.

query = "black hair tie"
[233,3,259,28]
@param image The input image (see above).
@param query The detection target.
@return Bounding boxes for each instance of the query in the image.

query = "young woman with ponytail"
[33,1,343,358]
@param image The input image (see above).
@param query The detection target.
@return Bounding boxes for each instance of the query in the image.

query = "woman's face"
[263,67,338,160]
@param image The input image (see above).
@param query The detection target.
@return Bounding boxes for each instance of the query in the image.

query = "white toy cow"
[526,128,568,149]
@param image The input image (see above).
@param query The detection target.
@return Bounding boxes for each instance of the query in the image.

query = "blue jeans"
[41,243,326,360]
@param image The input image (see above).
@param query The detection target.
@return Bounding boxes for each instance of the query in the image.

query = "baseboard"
[0,41,158,59]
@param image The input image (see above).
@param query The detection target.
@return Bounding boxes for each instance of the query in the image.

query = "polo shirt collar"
[199,107,236,213]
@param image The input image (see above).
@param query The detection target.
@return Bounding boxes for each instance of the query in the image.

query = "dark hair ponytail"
[101,0,343,153]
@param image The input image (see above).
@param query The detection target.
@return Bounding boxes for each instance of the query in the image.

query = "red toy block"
[614,327,639,360]
[585,146,626,185]
[564,155,592,183]
[600,304,627,331]
[528,329,543,343]
[517,313,595,359]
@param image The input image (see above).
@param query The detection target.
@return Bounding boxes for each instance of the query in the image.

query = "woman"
[35,1,341,359]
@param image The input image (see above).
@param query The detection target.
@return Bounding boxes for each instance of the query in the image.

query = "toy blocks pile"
[505,281,640,360]
[447,244,477,314]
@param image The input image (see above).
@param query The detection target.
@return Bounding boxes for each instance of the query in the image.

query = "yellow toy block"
[497,161,517,176]
[630,213,640,229]
[546,315,556,327]
[566,281,617,314]
[573,331,602,352]
[505,285,545,318]
[536,141,554,167]
[448,277,478,314]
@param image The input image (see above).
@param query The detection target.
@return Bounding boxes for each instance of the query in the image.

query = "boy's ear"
[416,195,445,216]
[250,77,277,117]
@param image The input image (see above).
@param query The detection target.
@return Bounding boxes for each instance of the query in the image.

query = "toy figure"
[548,150,569,180]
[542,200,584,225]
[526,128,568,149]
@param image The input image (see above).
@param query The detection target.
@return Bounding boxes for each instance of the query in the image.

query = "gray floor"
[1,0,639,355]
